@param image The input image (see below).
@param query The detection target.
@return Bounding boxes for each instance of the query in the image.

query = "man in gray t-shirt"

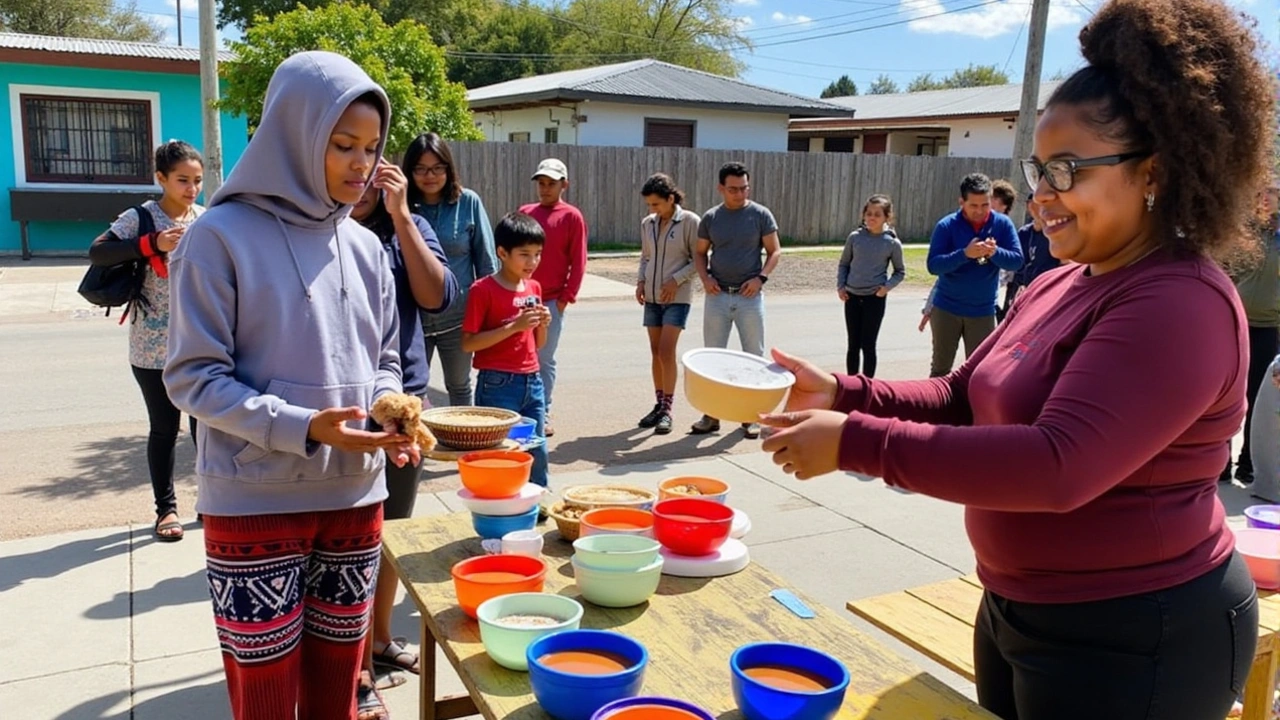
[693,162,782,438]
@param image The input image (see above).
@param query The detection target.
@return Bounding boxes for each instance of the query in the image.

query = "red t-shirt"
[462,276,542,374]
[834,252,1244,603]
[520,201,588,303]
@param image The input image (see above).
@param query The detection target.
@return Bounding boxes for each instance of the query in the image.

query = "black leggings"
[843,294,887,377]
[1238,325,1280,475]
[130,366,195,517]
[975,553,1258,720]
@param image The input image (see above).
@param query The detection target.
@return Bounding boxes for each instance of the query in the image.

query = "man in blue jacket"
[926,172,1023,377]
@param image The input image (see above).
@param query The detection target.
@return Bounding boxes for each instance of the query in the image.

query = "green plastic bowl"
[572,555,664,608]
[573,535,663,571]
[476,593,585,671]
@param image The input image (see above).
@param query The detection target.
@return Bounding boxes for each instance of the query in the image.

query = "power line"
[1001,3,1031,76]
[749,0,1004,49]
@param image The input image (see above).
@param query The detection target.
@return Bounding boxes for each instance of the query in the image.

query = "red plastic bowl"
[652,498,734,557]
[451,554,547,619]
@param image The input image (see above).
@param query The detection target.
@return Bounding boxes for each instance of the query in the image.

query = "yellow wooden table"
[848,575,1280,720]
[380,512,999,720]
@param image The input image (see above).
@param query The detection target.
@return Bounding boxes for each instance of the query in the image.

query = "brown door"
[862,133,887,154]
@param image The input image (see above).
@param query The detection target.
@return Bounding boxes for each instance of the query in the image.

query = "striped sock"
[661,393,674,413]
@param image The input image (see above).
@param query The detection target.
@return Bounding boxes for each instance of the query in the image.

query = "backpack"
[77,205,156,321]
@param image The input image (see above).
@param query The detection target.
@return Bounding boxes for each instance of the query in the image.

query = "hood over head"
[211,51,390,229]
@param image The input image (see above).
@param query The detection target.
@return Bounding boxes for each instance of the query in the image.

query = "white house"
[467,59,854,152]
[788,81,1063,158]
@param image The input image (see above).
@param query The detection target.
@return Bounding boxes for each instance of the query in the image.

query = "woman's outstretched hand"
[758,410,846,480]
[770,348,838,413]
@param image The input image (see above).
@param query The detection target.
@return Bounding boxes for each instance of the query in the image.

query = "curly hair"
[640,173,686,206]
[1049,0,1275,261]
[990,179,1017,212]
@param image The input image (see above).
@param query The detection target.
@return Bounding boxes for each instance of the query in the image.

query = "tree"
[448,2,560,89]
[217,0,490,49]
[0,0,163,42]
[221,3,481,153]
[552,0,750,77]
[820,74,857,99]
[867,74,899,95]
[908,64,1009,92]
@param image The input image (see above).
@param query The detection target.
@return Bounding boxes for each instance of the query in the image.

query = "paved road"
[0,283,933,540]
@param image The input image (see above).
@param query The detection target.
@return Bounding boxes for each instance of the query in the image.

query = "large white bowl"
[456,483,547,516]
[681,348,795,424]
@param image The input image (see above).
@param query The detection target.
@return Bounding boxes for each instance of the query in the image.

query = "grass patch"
[807,246,932,287]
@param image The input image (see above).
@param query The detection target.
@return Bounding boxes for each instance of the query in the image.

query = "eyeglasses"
[413,164,448,178]
[723,184,749,194]
[1020,151,1150,193]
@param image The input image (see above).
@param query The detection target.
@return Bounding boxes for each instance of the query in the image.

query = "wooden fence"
[447,142,1015,244]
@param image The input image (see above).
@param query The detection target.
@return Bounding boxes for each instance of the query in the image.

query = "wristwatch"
[756,274,769,284]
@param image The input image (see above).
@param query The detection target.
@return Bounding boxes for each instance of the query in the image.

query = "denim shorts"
[643,302,691,329]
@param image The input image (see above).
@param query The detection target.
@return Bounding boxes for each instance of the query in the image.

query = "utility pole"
[176,0,183,45]
[1008,0,1050,221]
[199,0,223,198]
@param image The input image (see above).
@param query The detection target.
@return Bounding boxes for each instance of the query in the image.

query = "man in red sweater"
[520,158,588,435]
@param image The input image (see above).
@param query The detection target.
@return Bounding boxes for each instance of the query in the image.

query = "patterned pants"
[203,505,383,720]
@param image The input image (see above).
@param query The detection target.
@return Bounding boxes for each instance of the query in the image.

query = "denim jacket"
[415,188,497,335]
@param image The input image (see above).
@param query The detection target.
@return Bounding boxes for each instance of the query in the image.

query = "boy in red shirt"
[462,212,552,486]
[520,158,588,435]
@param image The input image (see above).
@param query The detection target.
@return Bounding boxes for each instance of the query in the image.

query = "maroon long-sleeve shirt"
[836,252,1246,603]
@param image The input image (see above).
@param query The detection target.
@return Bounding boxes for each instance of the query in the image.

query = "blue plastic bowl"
[472,505,539,539]
[527,630,648,720]
[509,416,538,442]
[591,696,715,720]
[730,642,850,720]
[1246,505,1280,530]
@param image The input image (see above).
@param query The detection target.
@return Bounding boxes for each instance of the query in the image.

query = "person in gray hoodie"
[836,194,905,377]
[163,51,418,720]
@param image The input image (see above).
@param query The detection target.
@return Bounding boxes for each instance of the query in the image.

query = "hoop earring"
[1145,193,1155,212]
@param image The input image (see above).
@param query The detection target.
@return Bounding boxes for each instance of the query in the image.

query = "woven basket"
[548,501,584,542]
[420,406,522,451]
[561,484,657,512]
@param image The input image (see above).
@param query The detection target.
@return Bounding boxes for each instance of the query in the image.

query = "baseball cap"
[532,158,568,181]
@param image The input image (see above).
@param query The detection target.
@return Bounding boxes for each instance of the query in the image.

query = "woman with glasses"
[758,0,1274,717]
[403,133,498,407]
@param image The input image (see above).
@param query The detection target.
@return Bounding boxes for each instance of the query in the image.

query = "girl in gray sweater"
[836,194,905,377]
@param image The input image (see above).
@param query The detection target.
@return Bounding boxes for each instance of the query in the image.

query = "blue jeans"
[475,369,548,487]
[536,302,566,414]
[703,291,765,357]
[422,325,473,407]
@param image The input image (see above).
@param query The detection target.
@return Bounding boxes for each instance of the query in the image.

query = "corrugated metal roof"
[818,80,1063,121]
[0,32,234,63]
[468,59,853,116]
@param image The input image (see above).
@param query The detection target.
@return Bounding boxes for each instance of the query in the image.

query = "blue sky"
[138,0,1278,99]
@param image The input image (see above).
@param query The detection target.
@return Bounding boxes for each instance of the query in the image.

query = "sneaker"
[654,413,673,435]
[638,403,663,429]
[691,415,720,434]
[545,416,555,437]
[537,504,549,523]
[742,422,761,439]
[1237,465,1255,485]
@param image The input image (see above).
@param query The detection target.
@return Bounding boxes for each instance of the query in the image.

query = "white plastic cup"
[501,529,544,557]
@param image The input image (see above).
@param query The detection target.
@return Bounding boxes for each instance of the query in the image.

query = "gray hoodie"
[164,51,399,517]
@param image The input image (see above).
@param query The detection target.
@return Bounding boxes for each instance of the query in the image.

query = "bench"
[849,575,1280,720]
[9,188,156,260]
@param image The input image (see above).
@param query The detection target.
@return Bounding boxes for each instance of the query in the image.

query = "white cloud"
[734,0,761,6]
[902,0,1084,40]
[771,11,812,23]
[734,15,755,30]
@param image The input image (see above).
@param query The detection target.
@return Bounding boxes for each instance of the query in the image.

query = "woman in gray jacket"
[837,194,905,377]
[635,173,700,434]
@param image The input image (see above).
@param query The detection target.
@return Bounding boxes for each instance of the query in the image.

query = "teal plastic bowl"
[477,593,585,671]
[571,555,664,608]
[573,535,662,571]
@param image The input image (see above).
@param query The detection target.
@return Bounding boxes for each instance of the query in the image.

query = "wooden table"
[848,575,1280,720]
[381,512,999,720]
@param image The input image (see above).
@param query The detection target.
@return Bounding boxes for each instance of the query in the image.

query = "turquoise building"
[0,33,249,256]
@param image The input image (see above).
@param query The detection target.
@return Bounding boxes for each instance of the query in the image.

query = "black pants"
[382,393,426,521]
[975,553,1258,720]
[131,366,195,517]
[843,294,887,377]
[1239,325,1280,475]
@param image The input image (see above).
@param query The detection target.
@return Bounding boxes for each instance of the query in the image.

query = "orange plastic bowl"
[458,450,533,499]
[658,476,730,504]
[580,507,655,538]
[451,554,547,619]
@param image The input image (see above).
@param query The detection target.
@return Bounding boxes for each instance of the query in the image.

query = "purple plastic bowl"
[590,697,715,720]
[1246,505,1280,530]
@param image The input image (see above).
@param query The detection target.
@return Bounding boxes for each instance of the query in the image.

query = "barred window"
[20,95,153,184]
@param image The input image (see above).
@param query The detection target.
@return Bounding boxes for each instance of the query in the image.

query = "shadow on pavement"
[0,526,137,593]
[549,426,744,470]
[84,568,209,620]
[11,433,195,502]
[54,667,228,720]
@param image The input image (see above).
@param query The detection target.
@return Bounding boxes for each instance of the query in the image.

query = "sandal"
[153,513,184,542]
[357,671,389,720]
[372,637,419,675]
